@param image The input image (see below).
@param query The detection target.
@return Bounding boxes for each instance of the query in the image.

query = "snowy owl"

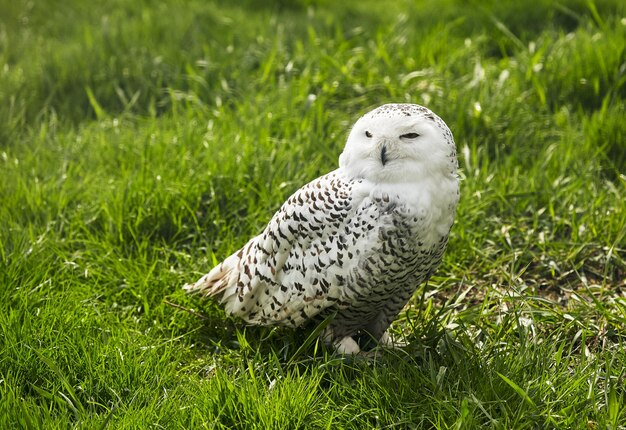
[184,103,459,354]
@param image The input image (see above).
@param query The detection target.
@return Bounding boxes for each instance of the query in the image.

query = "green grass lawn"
[1,0,625,427]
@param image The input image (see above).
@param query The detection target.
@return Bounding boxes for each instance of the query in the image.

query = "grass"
[1,0,625,427]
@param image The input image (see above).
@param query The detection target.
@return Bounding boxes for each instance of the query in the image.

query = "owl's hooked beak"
[380,145,388,166]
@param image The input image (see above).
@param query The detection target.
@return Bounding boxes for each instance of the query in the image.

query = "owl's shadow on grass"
[174,297,313,359]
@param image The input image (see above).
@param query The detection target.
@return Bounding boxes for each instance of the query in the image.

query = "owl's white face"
[339,104,457,184]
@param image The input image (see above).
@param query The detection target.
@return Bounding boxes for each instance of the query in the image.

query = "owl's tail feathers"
[183,255,238,298]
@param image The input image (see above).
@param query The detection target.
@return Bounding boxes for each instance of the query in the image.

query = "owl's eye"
[365,130,373,138]
[400,133,419,139]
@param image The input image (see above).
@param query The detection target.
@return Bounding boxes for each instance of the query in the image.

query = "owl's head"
[339,103,458,184]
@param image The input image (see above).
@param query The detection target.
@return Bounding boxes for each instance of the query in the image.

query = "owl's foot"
[323,330,406,355]
[379,331,408,349]
[332,336,361,355]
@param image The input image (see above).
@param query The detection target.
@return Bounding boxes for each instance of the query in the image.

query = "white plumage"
[184,103,459,354]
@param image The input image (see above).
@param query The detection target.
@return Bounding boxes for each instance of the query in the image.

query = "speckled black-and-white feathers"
[184,103,459,354]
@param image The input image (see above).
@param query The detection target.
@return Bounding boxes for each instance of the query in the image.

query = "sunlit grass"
[1,0,625,428]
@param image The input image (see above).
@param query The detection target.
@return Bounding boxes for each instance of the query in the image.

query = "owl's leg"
[365,289,415,349]
[359,314,409,351]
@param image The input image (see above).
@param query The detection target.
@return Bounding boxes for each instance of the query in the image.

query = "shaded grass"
[1,0,625,428]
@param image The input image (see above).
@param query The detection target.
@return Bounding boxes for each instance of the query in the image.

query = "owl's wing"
[184,169,379,327]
